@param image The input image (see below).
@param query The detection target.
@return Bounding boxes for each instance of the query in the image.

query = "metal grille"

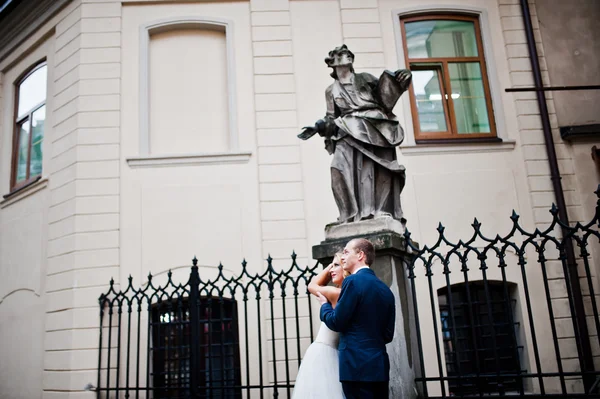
[150,298,241,398]
[438,282,523,395]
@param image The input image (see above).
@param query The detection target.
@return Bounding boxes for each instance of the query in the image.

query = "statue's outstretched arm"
[298,85,338,141]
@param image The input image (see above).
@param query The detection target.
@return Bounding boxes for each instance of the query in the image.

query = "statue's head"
[325,45,355,68]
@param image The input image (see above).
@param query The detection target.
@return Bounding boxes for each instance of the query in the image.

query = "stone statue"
[299,45,412,225]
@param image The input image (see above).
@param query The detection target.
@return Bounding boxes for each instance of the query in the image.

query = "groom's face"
[341,242,360,273]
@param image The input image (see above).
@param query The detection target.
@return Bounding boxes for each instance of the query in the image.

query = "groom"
[316,238,396,399]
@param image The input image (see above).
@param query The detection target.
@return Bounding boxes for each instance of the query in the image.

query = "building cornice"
[0,0,20,18]
[0,0,71,65]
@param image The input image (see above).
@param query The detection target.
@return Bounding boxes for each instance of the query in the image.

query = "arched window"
[151,297,241,398]
[11,61,47,190]
[438,281,523,395]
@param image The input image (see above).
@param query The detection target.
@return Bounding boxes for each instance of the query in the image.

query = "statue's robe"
[325,71,408,223]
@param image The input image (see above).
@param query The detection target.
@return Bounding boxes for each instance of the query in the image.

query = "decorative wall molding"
[0,177,48,208]
[126,151,252,168]
[139,16,239,156]
[0,288,41,306]
[400,140,516,156]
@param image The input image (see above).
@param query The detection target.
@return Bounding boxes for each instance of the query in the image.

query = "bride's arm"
[308,263,341,305]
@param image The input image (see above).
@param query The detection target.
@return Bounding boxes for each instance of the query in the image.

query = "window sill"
[1,176,48,209]
[126,151,253,168]
[399,139,516,156]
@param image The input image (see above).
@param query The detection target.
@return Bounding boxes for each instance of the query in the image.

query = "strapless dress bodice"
[313,322,339,348]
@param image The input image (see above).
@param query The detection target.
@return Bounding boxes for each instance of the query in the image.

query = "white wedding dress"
[292,322,345,398]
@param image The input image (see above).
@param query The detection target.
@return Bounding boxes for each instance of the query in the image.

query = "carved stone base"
[324,215,406,240]
[312,224,420,399]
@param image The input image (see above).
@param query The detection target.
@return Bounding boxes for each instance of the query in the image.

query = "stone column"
[312,218,420,399]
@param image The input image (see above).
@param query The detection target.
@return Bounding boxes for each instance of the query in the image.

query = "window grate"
[438,282,523,396]
[151,297,242,399]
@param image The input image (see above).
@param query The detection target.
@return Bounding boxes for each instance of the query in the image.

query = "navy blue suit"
[320,267,395,399]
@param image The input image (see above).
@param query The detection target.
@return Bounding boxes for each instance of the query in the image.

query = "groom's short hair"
[350,238,375,266]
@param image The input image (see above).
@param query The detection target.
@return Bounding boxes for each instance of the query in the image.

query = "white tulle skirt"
[292,342,345,398]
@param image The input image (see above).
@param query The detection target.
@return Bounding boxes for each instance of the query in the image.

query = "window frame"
[10,60,47,192]
[400,14,498,143]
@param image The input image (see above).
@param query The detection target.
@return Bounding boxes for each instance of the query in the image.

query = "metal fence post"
[189,257,201,398]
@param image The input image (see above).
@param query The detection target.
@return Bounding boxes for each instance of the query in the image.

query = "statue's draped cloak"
[325,71,407,223]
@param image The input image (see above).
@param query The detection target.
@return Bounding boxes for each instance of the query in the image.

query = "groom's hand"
[315,292,329,306]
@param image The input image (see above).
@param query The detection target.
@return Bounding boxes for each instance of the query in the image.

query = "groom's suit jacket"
[320,267,395,382]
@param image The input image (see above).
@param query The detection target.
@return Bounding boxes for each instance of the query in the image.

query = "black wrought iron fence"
[97,254,319,399]
[98,189,600,399]
[405,188,600,398]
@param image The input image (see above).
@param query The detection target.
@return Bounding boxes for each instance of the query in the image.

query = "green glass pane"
[449,62,491,134]
[405,20,478,59]
[30,140,43,177]
[30,105,45,177]
[16,120,30,183]
[412,69,447,132]
[32,105,45,142]
[18,65,47,119]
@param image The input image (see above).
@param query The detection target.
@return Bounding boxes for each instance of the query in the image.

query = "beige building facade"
[0,0,598,397]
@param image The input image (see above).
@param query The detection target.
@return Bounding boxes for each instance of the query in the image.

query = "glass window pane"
[17,65,47,119]
[411,69,448,132]
[405,19,479,59]
[30,105,45,177]
[16,120,30,183]
[32,105,45,142]
[30,140,42,178]
[449,62,491,134]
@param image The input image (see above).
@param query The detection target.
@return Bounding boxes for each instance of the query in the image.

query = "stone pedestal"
[312,218,420,399]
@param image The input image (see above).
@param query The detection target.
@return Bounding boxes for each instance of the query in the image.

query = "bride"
[292,253,347,398]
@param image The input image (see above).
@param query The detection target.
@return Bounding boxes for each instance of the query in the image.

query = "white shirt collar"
[353,265,370,274]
